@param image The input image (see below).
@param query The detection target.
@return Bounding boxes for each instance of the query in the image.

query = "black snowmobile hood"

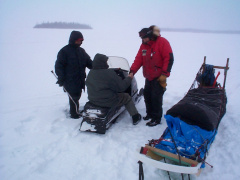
[68,31,83,44]
[92,53,109,69]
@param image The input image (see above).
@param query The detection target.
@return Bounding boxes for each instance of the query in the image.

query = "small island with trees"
[34,22,92,29]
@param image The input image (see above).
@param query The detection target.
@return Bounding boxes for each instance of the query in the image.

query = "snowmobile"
[79,56,143,134]
[136,56,229,179]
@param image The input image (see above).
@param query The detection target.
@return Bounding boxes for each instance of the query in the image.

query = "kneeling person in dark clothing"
[86,53,141,125]
[55,31,92,119]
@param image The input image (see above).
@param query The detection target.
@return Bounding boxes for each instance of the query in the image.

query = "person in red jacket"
[130,26,174,126]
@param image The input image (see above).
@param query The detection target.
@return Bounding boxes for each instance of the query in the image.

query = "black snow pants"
[144,78,165,120]
[68,91,82,116]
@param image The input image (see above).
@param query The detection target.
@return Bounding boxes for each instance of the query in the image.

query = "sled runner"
[136,56,229,179]
[80,56,143,134]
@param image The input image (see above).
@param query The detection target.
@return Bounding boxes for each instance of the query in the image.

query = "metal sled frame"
[136,145,202,175]
[190,56,229,90]
[136,56,230,178]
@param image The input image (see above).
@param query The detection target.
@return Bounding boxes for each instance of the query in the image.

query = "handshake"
[128,72,134,79]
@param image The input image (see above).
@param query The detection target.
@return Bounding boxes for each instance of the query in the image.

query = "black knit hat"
[139,28,152,39]
[69,31,84,44]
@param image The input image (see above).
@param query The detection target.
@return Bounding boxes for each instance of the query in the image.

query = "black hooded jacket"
[86,53,132,107]
[55,31,92,93]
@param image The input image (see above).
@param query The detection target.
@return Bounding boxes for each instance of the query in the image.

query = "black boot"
[143,114,152,121]
[146,119,161,127]
[132,113,142,125]
[70,113,81,119]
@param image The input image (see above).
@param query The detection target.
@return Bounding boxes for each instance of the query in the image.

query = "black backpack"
[197,64,215,86]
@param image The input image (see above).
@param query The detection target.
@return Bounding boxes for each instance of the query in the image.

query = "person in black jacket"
[86,53,142,125]
[55,31,92,119]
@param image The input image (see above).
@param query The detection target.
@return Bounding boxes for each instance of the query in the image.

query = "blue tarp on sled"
[155,115,217,167]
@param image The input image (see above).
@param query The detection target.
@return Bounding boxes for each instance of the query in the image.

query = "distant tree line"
[34,22,92,29]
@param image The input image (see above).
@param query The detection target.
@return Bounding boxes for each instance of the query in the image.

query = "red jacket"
[130,36,174,81]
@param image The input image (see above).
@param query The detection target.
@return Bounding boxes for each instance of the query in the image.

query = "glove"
[157,75,167,88]
[56,80,64,87]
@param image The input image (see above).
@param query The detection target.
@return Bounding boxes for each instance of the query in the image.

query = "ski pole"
[51,70,80,116]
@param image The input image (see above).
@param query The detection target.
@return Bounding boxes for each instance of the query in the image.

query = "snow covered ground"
[0,27,240,180]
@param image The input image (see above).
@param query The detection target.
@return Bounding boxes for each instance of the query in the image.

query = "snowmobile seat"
[84,101,111,118]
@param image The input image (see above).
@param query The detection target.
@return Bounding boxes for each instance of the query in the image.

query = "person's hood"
[92,53,109,69]
[68,31,83,44]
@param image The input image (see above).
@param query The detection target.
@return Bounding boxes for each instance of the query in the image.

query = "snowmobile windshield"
[107,56,130,72]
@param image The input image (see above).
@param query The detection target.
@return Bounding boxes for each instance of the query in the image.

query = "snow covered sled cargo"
[136,57,229,179]
[80,56,143,134]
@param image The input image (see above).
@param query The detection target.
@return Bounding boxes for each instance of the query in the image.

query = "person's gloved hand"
[157,75,167,88]
[56,80,64,87]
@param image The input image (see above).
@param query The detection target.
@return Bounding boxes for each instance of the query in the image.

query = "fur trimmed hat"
[139,28,152,39]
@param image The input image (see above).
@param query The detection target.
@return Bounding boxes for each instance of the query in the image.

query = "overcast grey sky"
[0,0,240,32]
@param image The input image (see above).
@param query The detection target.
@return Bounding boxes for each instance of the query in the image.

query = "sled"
[136,146,202,175]
[80,56,143,134]
[136,56,229,179]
